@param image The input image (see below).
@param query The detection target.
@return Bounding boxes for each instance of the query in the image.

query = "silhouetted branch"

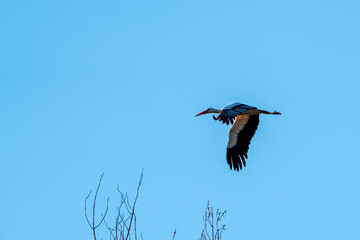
[85,173,109,240]
[85,191,93,227]
[125,170,143,240]
[85,172,228,240]
[200,201,226,240]
[172,228,177,240]
[86,171,143,240]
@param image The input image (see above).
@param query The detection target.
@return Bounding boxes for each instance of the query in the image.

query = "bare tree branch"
[85,171,228,240]
[86,171,144,240]
[172,228,177,240]
[85,191,93,228]
[125,170,143,240]
[84,173,109,240]
[200,201,226,240]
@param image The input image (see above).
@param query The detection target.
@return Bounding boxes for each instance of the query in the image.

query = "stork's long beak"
[195,110,207,117]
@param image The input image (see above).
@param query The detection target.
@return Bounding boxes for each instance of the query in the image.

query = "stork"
[195,102,281,171]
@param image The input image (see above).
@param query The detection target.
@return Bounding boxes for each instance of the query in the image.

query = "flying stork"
[195,102,281,171]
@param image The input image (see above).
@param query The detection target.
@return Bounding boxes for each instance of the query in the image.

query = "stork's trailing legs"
[258,110,281,115]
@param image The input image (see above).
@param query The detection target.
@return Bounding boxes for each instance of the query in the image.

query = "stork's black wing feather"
[226,114,260,171]
[214,103,256,125]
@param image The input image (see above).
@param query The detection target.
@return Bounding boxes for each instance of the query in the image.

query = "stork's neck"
[208,108,221,114]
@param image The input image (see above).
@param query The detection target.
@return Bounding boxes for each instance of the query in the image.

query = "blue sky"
[1,1,360,239]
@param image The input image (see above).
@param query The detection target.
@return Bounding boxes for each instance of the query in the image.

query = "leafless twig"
[85,172,227,240]
[125,170,143,240]
[172,228,177,240]
[94,170,144,240]
[200,201,226,240]
[85,173,110,240]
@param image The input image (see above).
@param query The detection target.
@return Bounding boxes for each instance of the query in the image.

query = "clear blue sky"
[1,1,360,239]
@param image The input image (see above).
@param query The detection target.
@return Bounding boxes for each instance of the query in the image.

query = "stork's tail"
[259,110,281,115]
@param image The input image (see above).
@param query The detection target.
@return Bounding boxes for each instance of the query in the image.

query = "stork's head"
[195,108,220,117]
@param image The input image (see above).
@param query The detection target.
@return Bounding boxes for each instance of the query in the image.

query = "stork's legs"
[259,110,281,115]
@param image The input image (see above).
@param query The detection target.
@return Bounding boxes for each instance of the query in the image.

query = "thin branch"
[84,173,109,240]
[103,215,116,239]
[134,214,138,240]
[95,197,110,228]
[93,173,105,230]
[85,171,145,240]
[200,201,226,240]
[85,191,92,227]
[125,170,143,240]
[172,228,177,240]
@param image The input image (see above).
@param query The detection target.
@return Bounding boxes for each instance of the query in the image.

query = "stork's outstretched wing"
[226,114,260,171]
[214,103,257,125]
